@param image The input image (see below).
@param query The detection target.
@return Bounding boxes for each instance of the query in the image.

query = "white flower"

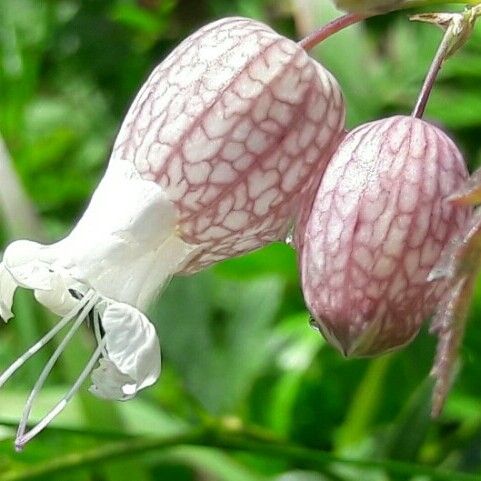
[0,159,200,450]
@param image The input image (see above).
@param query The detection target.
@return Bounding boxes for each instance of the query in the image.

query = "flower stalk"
[297,0,481,52]
[412,7,481,119]
[298,13,365,50]
[411,24,457,119]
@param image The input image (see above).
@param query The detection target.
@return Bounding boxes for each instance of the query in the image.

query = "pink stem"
[412,28,453,118]
[298,13,366,51]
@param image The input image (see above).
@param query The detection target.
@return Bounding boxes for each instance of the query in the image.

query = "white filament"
[93,310,108,358]
[16,341,105,450]
[0,291,94,389]
[15,293,99,447]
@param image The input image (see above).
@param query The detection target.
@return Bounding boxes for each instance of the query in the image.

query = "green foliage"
[1,1,481,480]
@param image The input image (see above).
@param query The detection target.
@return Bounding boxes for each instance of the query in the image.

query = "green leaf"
[382,379,433,463]
[266,313,323,435]
[335,355,393,452]
[164,446,267,481]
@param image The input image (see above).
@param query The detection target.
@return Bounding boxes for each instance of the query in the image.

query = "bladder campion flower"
[0,17,345,448]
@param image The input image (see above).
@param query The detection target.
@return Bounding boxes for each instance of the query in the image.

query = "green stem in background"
[0,418,133,440]
[0,134,50,381]
[335,355,393,451]
[3,424,481,481]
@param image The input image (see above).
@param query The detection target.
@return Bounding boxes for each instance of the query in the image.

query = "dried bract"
[429,197,481,415]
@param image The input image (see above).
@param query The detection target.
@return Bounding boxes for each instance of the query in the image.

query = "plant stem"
[298,13,365,50]
[3,425,481,481]
[412,3,481,118]
[0,418,133,440]
[412,26,454,118]
[297,0,480,52]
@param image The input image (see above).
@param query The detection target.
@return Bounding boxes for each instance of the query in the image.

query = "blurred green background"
[1,1,481,480]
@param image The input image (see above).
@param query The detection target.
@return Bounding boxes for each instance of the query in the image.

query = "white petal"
[92,301,161,399]
[89,358,136,401]
[3,240,52,290]
[0,262,18,321]
[34,274,80,316]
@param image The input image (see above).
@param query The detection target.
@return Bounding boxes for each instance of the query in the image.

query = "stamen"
[15,293,98,446]
[0,291,95,389]
[93,310,108,358]
[15,339,105,450]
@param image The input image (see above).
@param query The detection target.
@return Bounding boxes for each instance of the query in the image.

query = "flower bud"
[297,115,471,356]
